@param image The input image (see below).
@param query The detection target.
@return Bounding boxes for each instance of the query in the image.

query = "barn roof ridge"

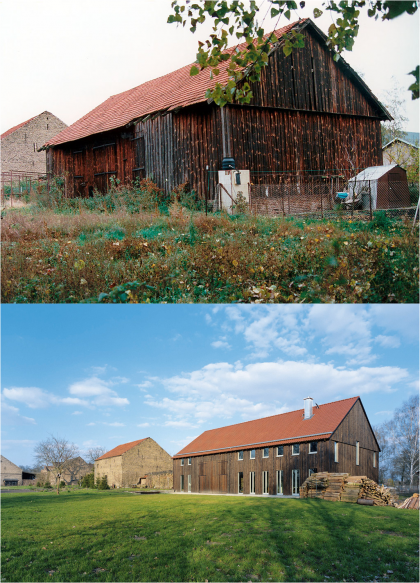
[383,137,419,149]
[173,396,360,458]
[96,437,149,461]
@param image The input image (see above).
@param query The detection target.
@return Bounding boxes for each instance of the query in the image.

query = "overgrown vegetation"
[2,183,418,304]
[1,490,418,583]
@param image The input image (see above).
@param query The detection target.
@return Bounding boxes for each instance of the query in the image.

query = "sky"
[0,0,419,136]
[1,304,418,467]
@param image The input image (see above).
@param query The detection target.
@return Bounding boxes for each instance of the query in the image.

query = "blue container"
[337,192,348,200]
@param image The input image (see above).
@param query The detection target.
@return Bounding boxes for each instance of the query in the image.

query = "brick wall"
[94,456,123,487]
[1,455,22,485]
[122,438,173,487]
[1,111,67,174]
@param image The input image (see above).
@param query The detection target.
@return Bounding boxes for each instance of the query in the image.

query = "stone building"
[1,111,67,174]
[94,438,173,489]
[1,455,23,485]
[39,456,93,485]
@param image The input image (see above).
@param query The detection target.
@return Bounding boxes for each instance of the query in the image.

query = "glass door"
[276,470,283,495]
[262,471,269,494]
[292,469,300,495]
[250,472,255,494]
[180,475,184,491]
[238,472,244,494]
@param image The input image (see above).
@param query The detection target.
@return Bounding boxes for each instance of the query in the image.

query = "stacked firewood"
[300,472,330,498]
[358,478,398,506]
[323,473,349,501]
[397,493,419,510]
[341,475,366,503]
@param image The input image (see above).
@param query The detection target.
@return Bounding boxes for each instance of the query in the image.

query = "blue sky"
[1,305,418,466]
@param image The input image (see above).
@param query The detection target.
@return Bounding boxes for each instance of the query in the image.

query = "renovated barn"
[172,396,379,496]
[43,18,390,202]
[94,438,173,489]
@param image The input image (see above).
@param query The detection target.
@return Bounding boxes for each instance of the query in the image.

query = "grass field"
[2,204,418,304]
[1,490,418,582]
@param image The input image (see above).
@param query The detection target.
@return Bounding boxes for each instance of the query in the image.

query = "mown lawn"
[1,490,418,582]
[2,207,418,303]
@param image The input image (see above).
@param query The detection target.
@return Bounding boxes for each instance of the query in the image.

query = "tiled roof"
[96,438,148,461]
[1,115,38,139]
[44,21,300,147]
[173,396,359,458]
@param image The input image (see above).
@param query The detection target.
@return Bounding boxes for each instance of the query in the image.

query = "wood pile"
[397,493,419,510]
[300,473,397,506]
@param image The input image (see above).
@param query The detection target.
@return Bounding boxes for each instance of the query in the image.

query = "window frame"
[262,470,269,495]
[250,471,255,494]
[238,450,244,461]
[309,441,318,454]
[238,472,244,494]
[276,445,284,457]
[188,457,192,466]
[292,443,300,456]
[334,441,338,463]
[263,447,269,458]
[180,459,184,466]
[250,449,255,459]
[356,441,360,466]
[373,451,376,468]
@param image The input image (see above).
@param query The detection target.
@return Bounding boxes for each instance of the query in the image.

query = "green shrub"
[97,475,110,490]
[81,472,95,489]
[59,480,66,489]
[44,482,52,489]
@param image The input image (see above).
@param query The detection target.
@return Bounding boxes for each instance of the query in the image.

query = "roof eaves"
[383,137,419,149]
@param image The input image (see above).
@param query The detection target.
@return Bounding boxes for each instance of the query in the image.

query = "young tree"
[373,422,394,484]
[34,436,80,494]
[86,447,107,464]
[381,79,409,145]
[168,0,418,106]
[388,395,419,487]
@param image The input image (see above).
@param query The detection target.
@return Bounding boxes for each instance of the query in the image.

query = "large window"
[276,470,283,495]
[262,471,269,494]
[373,452,376,468]
[356,442,360,466]
[250,472,255,494]
[292,444,300,455]
[250,449,255,459]
[180,475,184,491]
[180,459,184,466]
[238,451,244,460]
[334,442,338,463]
[309,441,318,454]
[277,445,283,457]
[238,472,244,494]
[187,475,191,493]
[292,469,300,495]
[263,447,269,458]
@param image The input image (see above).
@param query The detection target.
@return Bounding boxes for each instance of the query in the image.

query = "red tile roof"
[173,396,359,458]
[1,115,38,139]
[96,438,148,461]
[44,20,300,148]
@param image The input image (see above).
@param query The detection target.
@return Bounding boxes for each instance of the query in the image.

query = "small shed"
[348,164,411,210]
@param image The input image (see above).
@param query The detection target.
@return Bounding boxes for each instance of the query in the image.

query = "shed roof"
[96,438,148,461]
[173,396,359,458]
[349,164,400,182]
[44,18,389,149]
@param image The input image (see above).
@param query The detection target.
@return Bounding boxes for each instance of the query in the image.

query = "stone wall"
[1,455,22,485]
[94,456,123,487]
[122,438,173,487]
[1,111,67,174]
[145,470,173,490]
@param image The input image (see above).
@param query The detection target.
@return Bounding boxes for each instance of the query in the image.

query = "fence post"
[369,180,372,221]
[320,186,324,219]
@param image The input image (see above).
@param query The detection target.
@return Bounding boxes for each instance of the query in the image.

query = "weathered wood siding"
[173,440,330,496]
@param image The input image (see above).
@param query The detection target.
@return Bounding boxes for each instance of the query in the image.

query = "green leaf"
[190,65,200,76]
[283,45,293,57]
[313,7,323,18]
[270,7,280,17]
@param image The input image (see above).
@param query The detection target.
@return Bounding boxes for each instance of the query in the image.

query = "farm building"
[173,396,380,496]
[382,138,419,171]
[43,18,391,203]
[1,112,67,174]
[347,164,411,210]
[39,456,93,486]
[1,455,24,486]
[94,438,173,489]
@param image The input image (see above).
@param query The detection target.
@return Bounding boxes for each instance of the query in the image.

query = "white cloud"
[369,305,419,341]
[3,387,57,408]
[205,314,212,324]
[103,422,125,427]
[374,335,401,349]
[86,422,95,426]
[375,410,393,416]
[1,401,36,425]
[68,376,129,407]
[211,338,231,349]
[164,420,199,428]
[137,422,150,427]
[72,411,83,415]
[136,381,152,389]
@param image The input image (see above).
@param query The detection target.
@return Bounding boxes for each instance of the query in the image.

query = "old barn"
[43,18,391,203]
[172,396,380,496]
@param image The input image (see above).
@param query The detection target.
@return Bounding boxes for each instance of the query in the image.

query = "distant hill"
[402,132,419,145]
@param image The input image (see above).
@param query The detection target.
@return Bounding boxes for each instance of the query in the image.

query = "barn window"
[262,471,269,494]
[180,459,184,466]
[373,452,376,468]
[292,444,300,455]
[356,441,360,466]
[250,449,255,459]
[188,457,191,465]
[309,441,318,454]
[263,447,269,458]
[276,470,283,495]
[276,446,283,457]
[238,451,243,460]
[334,441,338,463]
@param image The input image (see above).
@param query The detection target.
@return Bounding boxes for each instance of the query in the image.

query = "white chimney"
[303,397,313,420]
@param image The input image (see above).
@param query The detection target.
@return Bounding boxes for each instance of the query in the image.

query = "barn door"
[132,135,146,182]
[93,142,117,192]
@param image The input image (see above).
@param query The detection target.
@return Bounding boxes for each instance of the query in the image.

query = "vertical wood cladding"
[50,25,385,199]
[330,399,379,451]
